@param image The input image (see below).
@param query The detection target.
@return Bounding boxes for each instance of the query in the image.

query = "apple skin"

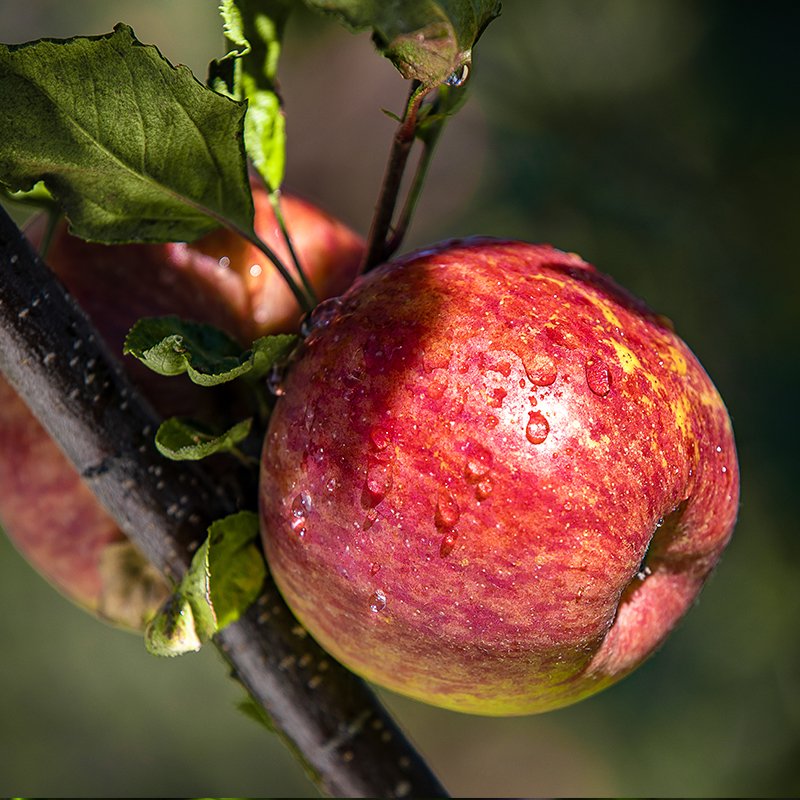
[0,184,364,629]
[259,238,739,715]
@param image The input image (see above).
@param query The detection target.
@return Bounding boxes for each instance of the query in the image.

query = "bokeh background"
[1,0,798,796]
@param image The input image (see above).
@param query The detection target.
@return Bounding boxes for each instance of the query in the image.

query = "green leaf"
[211,1,292,189]
[144,594,204,657]
[206,512,266,630]
[0,23,253,244]
[1,180,55,208]
[145,511,266,657]
[123,315,297,386]
[155,417,253,461]
[302,0,501,88]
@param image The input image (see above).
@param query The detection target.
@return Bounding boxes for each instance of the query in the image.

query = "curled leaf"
[145,511,265,657]
[123,316,297,386]
[155,417,253,461]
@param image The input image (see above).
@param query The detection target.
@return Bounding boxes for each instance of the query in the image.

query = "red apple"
[0,183,364,629]
[259,238,739,715]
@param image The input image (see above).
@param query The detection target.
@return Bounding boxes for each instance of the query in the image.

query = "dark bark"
[0,204,448,799]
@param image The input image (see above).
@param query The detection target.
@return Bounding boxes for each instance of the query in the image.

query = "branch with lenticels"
[0,204,448,800]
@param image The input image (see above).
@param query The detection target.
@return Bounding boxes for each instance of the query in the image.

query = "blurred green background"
[1,0,798,796]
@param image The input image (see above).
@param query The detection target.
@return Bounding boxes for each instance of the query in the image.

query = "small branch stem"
[0,205,447,799]
[362,82,431,272]
[268,188,319,309]
[243,227,316,315]
[384,139,435,259]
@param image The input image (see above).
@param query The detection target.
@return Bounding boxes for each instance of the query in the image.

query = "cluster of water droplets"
[434,486,461,558]
[289,490,311,538]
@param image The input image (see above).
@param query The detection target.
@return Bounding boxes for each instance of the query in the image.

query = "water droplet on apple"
[370,562,382,576]
[425,373,448,399]
[365,454,393,505]
[217,256,230,269]
[475,477,493,500]
[523,353,558,386]
[369,589,387,612]
[301,296,344,343]
[435,488,460,528]
[585,356,611,396]
[369,426,392,451]
[487,387,507,408]
[525,411,550,444]
[439,531,459,558]
[290,491,311,537]
[267,363,286,396]
[463,442,493,483]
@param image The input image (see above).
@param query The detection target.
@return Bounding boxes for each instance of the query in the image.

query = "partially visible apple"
[0,182,364,629]
[259,238,739,715]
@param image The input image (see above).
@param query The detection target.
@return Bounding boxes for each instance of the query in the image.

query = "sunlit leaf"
[145,512,265,657]
[0,24,252,243]
[302,0,501,88]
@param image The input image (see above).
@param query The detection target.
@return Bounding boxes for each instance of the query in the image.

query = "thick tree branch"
[0,204,447,799]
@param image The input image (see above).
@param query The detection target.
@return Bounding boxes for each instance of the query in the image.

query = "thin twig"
[384,134,438,260]
[268,188,319,309]
[362,82,431,272]
[0,205,448,799]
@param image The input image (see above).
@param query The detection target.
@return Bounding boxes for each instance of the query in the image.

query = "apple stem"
[385,108,444,258]
[362,82,431,271]
[0,203,449,799]
[243,227,316,315]
[267,188,319,308]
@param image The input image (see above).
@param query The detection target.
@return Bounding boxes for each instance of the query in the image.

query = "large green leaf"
[0,23,253,243]
[211,0,291,190]
[303,0,501,87]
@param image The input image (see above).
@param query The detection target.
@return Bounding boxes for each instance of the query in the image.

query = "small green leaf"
[0,24,253,243]
[206,512,266,630]
[212,0,292,189]
[145,511,265,657]
[302,0,501,88]
[123,315,297,386]
[155,417,253,461]
[144,594,204,657]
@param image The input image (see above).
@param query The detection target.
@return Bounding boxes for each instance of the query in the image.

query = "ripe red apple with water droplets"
[0,182,364,629]
[259,238,739,715]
